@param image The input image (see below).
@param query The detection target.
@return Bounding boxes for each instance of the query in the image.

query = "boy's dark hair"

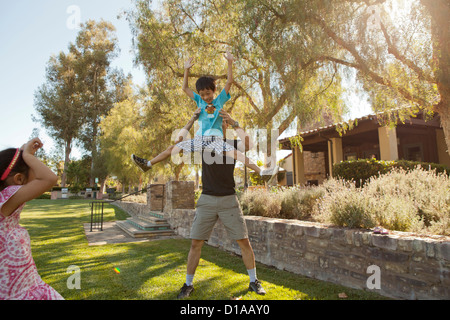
[0,148,29,191]
[195,76,216,93]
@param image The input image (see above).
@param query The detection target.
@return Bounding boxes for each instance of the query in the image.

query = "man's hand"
[192,107,201,120]
[219,109,235,126]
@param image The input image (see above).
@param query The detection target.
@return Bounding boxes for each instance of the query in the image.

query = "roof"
[279,106,428,143]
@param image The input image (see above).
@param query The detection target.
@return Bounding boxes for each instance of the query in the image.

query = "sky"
[0,0,149,157]
[0,0,372,160]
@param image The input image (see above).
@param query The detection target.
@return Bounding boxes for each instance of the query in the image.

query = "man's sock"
[147,161,152,167]
[247,268,257,283]
[186,274,194,286]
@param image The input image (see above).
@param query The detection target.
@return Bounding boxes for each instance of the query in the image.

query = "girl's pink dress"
[0,185,63,300]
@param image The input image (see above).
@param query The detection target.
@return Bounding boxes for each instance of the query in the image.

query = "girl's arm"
[1,138,58,217]
[224,51,234,94]
[182,58,195,99]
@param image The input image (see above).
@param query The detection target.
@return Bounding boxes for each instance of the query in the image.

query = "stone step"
[136,213,167,224]
[147,211,165,220]
[116,220,175,239]
[126,217,171,231]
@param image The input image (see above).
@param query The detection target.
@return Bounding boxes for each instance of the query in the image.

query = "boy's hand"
[223,50,234,63]
[184,57,194,69]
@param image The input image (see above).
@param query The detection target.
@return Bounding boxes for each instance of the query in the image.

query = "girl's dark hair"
[0,149,29,191]
[195,76,216,93]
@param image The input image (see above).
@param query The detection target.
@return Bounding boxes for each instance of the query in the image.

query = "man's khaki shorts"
[190,194,248,241]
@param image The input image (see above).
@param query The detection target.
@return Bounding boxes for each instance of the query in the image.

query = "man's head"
[196,76,216,104]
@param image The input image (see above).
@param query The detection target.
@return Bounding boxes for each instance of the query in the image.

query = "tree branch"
[379,22,436,83]
[311,14,429,106]
[232,80,261,114]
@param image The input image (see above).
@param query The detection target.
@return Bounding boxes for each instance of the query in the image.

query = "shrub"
[333,158,449,187]
[364,167,450,235]
[36,192,51,199]
[313,179,376,229]
[240,189,281,218]
[239,166,450,235]
[279,186,324,220]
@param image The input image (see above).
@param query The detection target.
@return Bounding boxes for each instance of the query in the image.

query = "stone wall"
[147,184,165,211]
[120,181,450,300]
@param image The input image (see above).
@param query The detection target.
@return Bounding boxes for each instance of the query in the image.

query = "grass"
[20,199,387,300]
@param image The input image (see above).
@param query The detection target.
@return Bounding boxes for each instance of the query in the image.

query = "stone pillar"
[378,126,399,160]
[147,184,165,211]
[293,147,306,185]
[328,137,343,177]
[164,181,195,212]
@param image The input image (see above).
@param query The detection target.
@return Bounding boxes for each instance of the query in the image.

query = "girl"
[0,138,63,300]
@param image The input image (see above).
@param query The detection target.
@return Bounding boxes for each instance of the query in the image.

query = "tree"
[100,95,149,188]
[66,156,91,190]
[100,77,194,186]
[69,20,122,186]
[34,20,129,187]
[34,51,84,187]
[266,0,449,153]
[128,0,347,167]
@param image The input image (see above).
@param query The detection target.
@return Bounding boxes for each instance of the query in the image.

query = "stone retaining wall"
[118,181,450,300]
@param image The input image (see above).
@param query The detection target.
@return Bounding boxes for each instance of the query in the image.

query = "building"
[279,109,450,186]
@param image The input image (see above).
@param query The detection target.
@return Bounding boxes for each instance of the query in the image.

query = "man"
[177,109,276,299]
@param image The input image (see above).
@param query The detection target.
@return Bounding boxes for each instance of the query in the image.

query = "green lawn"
[20,199,387,300]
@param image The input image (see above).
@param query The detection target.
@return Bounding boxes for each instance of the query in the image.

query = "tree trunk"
[61,138,72,187]
[435,102,450,156]
[422,0,450,154]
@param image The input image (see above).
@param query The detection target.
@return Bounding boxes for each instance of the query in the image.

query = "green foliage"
[240,185,324,220]
[127,0,347,164]
[34,19,129,186]
[333,158,449,187]
[241,167,450,235]
[66,156,91,187]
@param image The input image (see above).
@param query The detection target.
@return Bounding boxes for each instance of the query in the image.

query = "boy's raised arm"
[224,51,234,94]
[182,57,195,99]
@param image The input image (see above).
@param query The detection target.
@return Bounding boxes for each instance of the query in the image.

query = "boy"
[132,52,278,182]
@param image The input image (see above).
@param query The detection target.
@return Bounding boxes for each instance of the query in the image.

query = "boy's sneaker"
[249,279,266,295]
[131,154,151,173]
[177,283,194,299]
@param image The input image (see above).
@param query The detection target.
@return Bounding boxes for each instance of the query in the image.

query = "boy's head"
[196,76,216,104]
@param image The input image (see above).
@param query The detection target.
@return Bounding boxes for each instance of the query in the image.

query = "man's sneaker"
[260,166,279,185]
[177,283,194,299]
[131,154,151,173]
[249,279,266,295]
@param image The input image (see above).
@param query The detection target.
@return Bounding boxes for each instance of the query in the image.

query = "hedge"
[333,158,449,187]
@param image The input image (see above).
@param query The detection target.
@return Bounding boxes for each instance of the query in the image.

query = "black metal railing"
[89,186,162,232]
[90,201,105,231]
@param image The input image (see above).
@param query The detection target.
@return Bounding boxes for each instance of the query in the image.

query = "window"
[286,172,293,186]
[404,143,423,162]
